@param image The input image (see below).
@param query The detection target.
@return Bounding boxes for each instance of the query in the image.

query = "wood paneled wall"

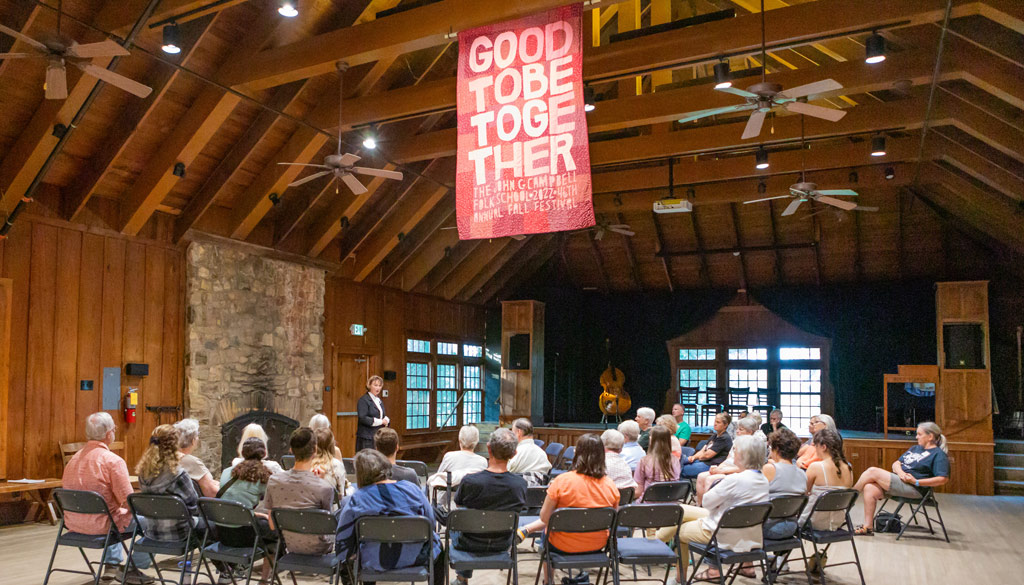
[0,215,184,480]
[324,278,487,454]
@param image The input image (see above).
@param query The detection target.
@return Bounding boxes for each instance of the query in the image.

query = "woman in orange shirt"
[796,414,839,469]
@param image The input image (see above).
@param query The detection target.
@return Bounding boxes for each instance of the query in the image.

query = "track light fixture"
[278,1,299,17]
[757,181,767,194]
[865,32,886,64]
[362,127,377,150]
[713,60,732,90]
[871,135,887,157]
[755,147,769,170]
[884,166,895,180]
[161,23,181,54]
[583,86,596,112]
[849,171,859,184]
[172,162,186,178]
[268,192,281,205]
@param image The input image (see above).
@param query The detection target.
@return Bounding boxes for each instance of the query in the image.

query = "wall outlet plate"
[382,389,388,397]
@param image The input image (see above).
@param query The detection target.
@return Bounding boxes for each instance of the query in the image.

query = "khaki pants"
[655,504,713,548]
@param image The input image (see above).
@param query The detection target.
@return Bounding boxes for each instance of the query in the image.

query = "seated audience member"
[694,416,757,505]
[763,428,805,497]
[671,404,693,446]
[427,425,488,494]
[636,407,656,451]
[796,414,839,470]
[601,429,638,490]
[312,428,350,498]
[749,414,767,442]
[853,422,949,535]
[374,427,419,484]
[507,418,552,485]
[618,420,645,471]
[230,423,284,474]
[761,409,786,437]
[634,426,680,498]
[309,413,343,459]
[798,429,853,532]
[657,435,769,584]
[62,413,150,584]
[174,418,219,497]
[655,414,683,458]
[258,427,335,555]
[217,437,277,583]
[450,428,528,585]
[337,450,444,578]
[681,412,733,478]
[725,410,748,439]
[516,434,619,555]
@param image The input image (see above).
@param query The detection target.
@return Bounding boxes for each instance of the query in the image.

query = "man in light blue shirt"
[618,420,645,471]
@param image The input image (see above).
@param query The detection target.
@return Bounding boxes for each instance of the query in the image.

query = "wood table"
[0,476,141,525]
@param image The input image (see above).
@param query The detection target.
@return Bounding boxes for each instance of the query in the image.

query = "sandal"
[738,567,757,578]
[853,525,873,536]
[691,569,720,582]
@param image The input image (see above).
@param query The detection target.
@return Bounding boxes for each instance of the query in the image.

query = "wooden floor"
[3,494,1023,584]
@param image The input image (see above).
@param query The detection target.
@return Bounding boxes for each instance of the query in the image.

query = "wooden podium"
[500,301,544,426]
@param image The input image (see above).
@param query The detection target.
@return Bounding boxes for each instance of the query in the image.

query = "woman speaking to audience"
[356,375,389,452]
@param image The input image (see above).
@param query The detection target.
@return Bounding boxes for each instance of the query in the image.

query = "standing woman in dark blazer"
[356,375,389,452]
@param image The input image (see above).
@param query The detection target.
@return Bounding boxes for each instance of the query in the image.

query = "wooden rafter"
[854,206,863,281]
[618,213,643,290]
[385,209,459,290]
[473,236,558,304]
[435,238,513,300]
[379,199,454,285]
[421,239,482,293]
[305,167,396,258]
[650,212,674,291]
[588,233,612,291]
[729,203,748,290]
[809,202,824,286]
[766,199,784,285]
[455,236,531,302]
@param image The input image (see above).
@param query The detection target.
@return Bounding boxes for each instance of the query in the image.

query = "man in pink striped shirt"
[62,412,152,583]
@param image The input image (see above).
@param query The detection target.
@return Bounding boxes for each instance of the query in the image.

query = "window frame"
[404,334,485,433]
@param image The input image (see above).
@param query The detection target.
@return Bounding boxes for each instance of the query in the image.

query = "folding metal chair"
[44,489,137,585]
[445,509,520,585]
[272,508,344,585]
[640,481,691,505]
[544,443,566,465]
[534,507,616,585]
[550,446,575,480]
[685,502,772,585]
[610,504,684,585]
[397,459,430,487]
[761,495,812,585]
[197,497,279,585]
[796,489,866,585]
[354,516,435,585]
[876,486,949,542]
[124,493,204,585]
[518,486,550,554]
[535,439,546,448]
[280,455,295,471]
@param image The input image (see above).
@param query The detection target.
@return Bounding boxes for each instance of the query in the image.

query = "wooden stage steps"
[995,440,1024,495]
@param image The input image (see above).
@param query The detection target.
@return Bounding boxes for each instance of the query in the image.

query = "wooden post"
[500,301,545,427]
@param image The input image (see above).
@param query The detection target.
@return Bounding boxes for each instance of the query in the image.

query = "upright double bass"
[599,338,631,421]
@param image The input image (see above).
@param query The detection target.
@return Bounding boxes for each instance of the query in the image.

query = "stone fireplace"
[185,241,325,471]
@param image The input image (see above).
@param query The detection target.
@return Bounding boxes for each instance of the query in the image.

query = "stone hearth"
[185,241,325,471]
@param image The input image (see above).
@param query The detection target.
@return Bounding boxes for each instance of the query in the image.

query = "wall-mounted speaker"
[383,370,397,381]
[125,363,149,377]
[943,323,984,369]
[508,333,531,370]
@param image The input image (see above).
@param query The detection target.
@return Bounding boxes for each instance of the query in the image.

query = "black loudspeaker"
[125,363,149,377]
[383,370,397,381]
[943,323,984,369]
[508,334,531,370]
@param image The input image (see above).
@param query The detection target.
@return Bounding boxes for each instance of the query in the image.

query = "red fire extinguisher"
[124,388,138,424]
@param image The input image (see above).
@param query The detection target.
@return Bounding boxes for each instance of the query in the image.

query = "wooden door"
[330,354,375,457]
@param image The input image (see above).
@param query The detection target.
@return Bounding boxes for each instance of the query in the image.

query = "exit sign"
[350,324,366,336]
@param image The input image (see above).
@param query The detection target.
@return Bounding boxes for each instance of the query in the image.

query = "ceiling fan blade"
[341,173,368,195]
[781,198,804,216]
[68,40,129,58]
[350,166,404,181]
[815,189,858,196]
[0,23,49,52]
[0,52,43,59]
[716,86,760,99]
[277,162,331,169]
[743,195,791,204]
[337,153,361,166]
[607,224,631,229]
[511,234,526,241]
[777,79,843,100]
[817,195,859,211]
[288,170,332,188]
[853,206,879,212]
[677,104,749,124]
[785,100,846,122]
[741,110,767,139]
[610,227,636,237]
[45,62,68,100]
[76,62,152,98]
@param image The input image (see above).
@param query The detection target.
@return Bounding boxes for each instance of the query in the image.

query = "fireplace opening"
[220,410,299,469]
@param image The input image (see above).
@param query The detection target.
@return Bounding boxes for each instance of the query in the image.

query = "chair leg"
[42,531,62,585]
[921,502,935,534]
[848,539,867,585]
[810,542,826,585]
[796,541,813,585]
[931,499,950,543]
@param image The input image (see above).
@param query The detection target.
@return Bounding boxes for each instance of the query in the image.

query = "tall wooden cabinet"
[936,281,993,444]
[500,301,544,426]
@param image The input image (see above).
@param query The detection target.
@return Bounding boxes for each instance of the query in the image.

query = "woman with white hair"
[635,407,657,450]
[229,423,284,474]
[657,435,770,583]
[309,413,343,459]
[173,418,219,497]
[427,425,488,494]
[797,414,840,470]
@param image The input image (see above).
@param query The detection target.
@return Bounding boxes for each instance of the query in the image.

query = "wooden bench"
[0,479,62,525]
[397,439,453,462]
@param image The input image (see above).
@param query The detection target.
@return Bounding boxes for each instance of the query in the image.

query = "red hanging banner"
[456,3,594,240]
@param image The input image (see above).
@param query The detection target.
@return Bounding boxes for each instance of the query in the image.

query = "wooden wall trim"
[0,279,10,479]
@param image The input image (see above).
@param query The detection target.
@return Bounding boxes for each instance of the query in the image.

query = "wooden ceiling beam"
[305,166,396,258]
[455,236,532,302]
[920,164,1024,252]
[588,233,612,291]
[618,212,643,290]
[97,0,250,35]
[476,236,560,304]
[421,239,482,293]
[729,203,748,290]
[927,131,1024,201]
[650,212,674,291]
[435,238,514,300]
[766,199,785,285]
[375,194,453,284]
[385,208,459,290]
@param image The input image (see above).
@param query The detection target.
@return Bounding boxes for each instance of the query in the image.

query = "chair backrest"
[128,493,192,522]
[768,494,808,520]
[53,488,113,516]
[59,441,126,470]
[272,508,339,536]
[614,503,682,530]
[396,459,429,482]
[448,509,517,535]
[679,446,695,458]
[342,457,355,475]
[556,446,575,470]
[717,502,772,530]
[525,485,549,510]
[199,497,257,529]
[728,390,749,405]
[679,388,699,404]
[281,455,295,470]
[356,515,432,544]
[544,442,565,461]
[641,481,691,503]
[547,507,616,534]
[618,487,635,506]
[811,488,858,513]
[534,439,545,447]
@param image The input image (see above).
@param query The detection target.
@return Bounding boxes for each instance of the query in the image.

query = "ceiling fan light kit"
[713,60,732,89]
[865,32,886,64]
[162,23,181,54]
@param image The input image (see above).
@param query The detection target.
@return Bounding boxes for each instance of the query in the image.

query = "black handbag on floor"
[874,511,903,533]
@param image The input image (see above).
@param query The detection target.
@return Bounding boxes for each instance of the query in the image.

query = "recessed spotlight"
[583,86,596,112]
[884,166,895,180]
[865,32,886,64]
[713,61,732,90]
[755,147,769,170]
[278,1,298,17]
[161,23,181,54]
[871,135,887,157]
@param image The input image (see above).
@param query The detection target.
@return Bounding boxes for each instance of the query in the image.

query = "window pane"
[679,348,715,361]
[437,390,458,428]
[728,368,768,390]
[780,368,823,433]
[406,362,430,389]
[436,364,457,389]
[729,348,767,361]
[463,344,483,358]
[407,339,431,353]
[406,390,430,430]
[463,365,481,389]
[779,347,821,361]
[438,342,459,356]
[462,390,482,424]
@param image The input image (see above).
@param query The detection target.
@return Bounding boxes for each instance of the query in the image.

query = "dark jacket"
[761,422,786,437]
[356,392,387,440]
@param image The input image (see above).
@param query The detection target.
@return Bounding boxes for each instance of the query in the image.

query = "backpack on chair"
[874,511,903,533]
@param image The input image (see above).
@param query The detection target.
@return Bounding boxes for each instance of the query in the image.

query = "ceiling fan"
[278,61,403,194]
[676,0,846,139]
[441,226,525,240]
[591,221,634,240]
[0,9,152,100]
